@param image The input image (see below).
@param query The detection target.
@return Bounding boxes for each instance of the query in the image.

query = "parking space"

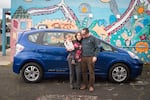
[0,64,149,100]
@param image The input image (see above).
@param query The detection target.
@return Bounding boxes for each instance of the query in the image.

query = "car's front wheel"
[109,63,130,83]
[21,62,43,83]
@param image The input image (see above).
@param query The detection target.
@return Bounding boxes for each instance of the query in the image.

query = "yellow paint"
[138,7,144,14]
[82,7,87,13]
[12,32,17,40]
[37,19,78,30]
[100,0,110,3]
[93,23,108,39]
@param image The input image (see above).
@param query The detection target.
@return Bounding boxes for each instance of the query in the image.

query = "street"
[0,65,150,100]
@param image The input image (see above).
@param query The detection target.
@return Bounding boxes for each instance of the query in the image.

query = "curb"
[0,62,12,67]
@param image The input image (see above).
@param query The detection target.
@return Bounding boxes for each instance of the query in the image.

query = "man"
[80,28,99,92]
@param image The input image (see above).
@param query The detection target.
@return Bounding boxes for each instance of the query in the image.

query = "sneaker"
[80,85,87,90]
[89,86,94,92]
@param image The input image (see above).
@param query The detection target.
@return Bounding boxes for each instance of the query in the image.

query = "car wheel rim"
[112,66,127,82]
[24,65,40,82]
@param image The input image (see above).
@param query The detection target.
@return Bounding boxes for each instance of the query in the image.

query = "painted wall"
[11,0,150,62]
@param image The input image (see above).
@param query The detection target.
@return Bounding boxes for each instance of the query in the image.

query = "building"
[9,0,150,62]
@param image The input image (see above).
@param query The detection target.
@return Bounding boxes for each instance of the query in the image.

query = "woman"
[67,32,82,89]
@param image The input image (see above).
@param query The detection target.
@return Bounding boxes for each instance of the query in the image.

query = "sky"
[0,0,11,19]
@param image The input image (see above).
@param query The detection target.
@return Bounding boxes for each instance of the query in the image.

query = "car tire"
[21,62,43,83]
[109,63,130,83]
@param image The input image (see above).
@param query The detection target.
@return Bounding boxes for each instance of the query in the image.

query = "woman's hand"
[67,48,74,51]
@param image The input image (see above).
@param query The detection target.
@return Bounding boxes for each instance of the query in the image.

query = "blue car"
[12,29,143,83]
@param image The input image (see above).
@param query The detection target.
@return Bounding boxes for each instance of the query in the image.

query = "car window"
[28,33,39,43]
[99,41,113,51]
[28,31,75,47]
[42,32,63,46]
[42,32,75,47]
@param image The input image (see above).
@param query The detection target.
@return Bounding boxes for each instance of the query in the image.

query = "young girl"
[64,34,76,64]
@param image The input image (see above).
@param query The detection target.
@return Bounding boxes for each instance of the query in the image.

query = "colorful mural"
[11,0,150,62]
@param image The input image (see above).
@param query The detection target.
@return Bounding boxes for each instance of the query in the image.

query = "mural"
[11,0,150,62]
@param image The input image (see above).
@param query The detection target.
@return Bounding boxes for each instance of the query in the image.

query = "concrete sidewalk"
[0,48,12,66]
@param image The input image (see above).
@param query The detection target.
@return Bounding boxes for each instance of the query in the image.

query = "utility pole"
[2,8,10,56]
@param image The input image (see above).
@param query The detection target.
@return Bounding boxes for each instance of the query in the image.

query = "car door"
[36,31,73,73]
[95,41,116,75]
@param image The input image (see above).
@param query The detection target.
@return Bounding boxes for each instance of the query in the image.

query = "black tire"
[21,62,43,83]
[109,63,130,83]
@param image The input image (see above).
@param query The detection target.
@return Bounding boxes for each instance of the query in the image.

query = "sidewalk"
[0,48,12,66]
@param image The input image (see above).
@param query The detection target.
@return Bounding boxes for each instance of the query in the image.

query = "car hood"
[114,47,129,54]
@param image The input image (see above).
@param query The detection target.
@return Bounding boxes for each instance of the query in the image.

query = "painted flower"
[140,34,147,40]
[135,41,149,53]
[133,2,148,17]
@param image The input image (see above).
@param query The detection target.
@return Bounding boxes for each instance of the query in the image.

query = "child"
[64,34,76,64]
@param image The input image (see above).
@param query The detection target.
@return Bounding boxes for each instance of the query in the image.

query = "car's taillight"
[15,44,24,55]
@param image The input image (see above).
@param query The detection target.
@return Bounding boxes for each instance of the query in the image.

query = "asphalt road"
[0,65,150,100]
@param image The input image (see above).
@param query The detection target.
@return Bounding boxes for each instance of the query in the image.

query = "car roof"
[17,29,78,42]
[22,29,78,34]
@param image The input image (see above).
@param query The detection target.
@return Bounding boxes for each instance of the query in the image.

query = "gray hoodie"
[82,35,99,57]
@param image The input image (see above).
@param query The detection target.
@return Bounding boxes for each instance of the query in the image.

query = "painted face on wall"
[116,39,122,47]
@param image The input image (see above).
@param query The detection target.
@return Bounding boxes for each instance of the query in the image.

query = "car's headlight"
[127,51,139,59]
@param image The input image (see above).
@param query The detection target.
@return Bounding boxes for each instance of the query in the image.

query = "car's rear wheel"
[109,63,130,83]
[21,62,43,83]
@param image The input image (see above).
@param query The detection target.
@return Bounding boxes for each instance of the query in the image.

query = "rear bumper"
[12,64,20,74]
[12,56,27,74]
[12,58,22,74]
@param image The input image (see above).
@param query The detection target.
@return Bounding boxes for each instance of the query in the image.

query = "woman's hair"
[75,31,81,39]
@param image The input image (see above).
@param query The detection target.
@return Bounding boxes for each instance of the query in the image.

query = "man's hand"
[92,56,97,63]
